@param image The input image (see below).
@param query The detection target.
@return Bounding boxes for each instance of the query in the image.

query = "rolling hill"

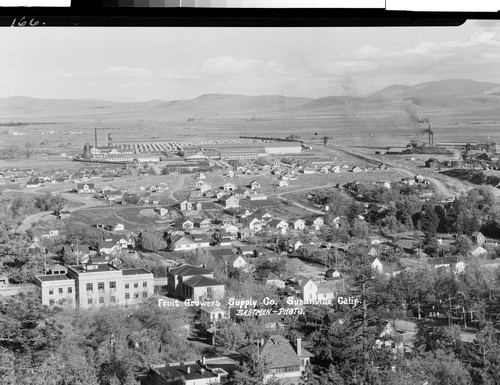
[1,79,500,120]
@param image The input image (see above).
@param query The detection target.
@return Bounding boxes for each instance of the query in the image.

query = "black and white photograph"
[2,18,500,385]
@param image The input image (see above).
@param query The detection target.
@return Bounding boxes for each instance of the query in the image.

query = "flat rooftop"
[122,268,152,276]
[68,264,120,274]
[36,274,74,282]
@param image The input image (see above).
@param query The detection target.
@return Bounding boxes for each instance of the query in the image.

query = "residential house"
[222,254,248,269]
[200,184,212,194]
[239,335,313,384]
[293,276,317,300]
[216,191,227,200]
[167,264,225,301]
[180,200,193,211]
[154,207,169,216]
[223,182,237,192]
[248,193,267,201]
[221,224,239,238]
[370,257,384,273]
[471,246,488,258]
[237,228,253,240]
[149,357,237,385]
[268,219,289,232]
[103,190,123,202]
[249,180,261,190]
[277,180,288,187]
[217,237,232,246]
[219,195,239,209]
[305,217,324,230]
[0,274,9,288]
[175,218,194,230]
[76,183,96,194]
[288,219,306,231]
[237,245,256,256]
[257,270,285,288]
[471,231,485,246]
[349,165,362,173]
[193,218,212,229]
[199,306,228,326]
[56,210,71,219]
[290,240,303,252]
[62,244,93,264]
[169,234,210,251]
[244,217,262,231]
[428,256,466,273]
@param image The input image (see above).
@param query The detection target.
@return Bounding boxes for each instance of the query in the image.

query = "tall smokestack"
[95,127,98,148]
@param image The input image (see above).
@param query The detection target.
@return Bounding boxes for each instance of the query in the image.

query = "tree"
[420,202,439,244]
[139,231,166,251]
[404,350,472,385]
[123,193,140,205]
[214,319,247,354]
[455,235,472,256]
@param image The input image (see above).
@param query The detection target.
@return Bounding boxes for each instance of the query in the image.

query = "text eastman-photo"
[2,21,500,385]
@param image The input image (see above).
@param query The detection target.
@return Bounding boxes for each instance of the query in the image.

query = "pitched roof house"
[239,335,313,383]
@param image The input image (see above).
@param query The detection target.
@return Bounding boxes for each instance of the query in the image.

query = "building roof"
[68,264,120,274]
[169,264,212,277]
[240,335,311,369]
[122,268,152,276]
[36,274,74,282]
[183,275,224,288]
[154,363,217,382]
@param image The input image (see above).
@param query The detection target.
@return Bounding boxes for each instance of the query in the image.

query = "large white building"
[35,263,154,309]
[265,145,302,155]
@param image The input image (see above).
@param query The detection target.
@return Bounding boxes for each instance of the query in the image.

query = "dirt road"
[273,184,342,215]
[330,145,467,199]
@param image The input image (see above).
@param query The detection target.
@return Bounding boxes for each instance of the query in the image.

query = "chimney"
[296,338,302,356]
[201,356,206,365]
[186,366,191,374]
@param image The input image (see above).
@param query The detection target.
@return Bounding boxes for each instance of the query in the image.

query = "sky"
[2,20,500,102]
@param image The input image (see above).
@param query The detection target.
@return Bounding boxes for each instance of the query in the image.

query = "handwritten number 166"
[11,17,40,27]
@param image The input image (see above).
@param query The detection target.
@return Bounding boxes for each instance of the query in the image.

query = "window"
[125,293,130,300]
[110,296,116,303]
[109,281,116,291]
[87,298,93,305]
[125,283,129,289]
[49,289,54,295]
[99,297,104,304]
[68,287,72,294]
[142,292,147,298]
[98,282,104,292]
[134,282,138,289]
[86,283,93,292]
[134,293,139,299]
[142,281,147,288]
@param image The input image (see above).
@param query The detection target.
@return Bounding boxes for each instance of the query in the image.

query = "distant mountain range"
[1,79,500,119]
